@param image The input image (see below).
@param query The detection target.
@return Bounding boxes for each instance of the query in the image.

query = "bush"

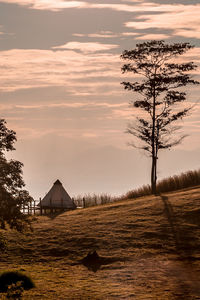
[6,281,24,299]
[0,271,35,293]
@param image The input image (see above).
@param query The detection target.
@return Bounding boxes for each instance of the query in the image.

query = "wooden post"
[83,197,85,208]
[27,203,30,215]
[40,198,42,215]
[34,200,36,215]
[50,198,53,214]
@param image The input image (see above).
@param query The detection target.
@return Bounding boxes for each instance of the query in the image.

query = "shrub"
[6,281,24,299]
[0,271,35,293]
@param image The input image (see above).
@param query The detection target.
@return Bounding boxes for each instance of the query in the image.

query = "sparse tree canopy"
[0,119,33,231]
[121,40,199,194]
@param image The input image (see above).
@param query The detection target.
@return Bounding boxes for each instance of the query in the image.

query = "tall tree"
[0,119,33,231]
[121,40,199,194]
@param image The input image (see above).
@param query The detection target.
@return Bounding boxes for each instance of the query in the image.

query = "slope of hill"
[1,186,200,299]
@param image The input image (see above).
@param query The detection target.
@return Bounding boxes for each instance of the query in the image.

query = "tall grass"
[125,169,200,199]
[74,193,119,208]
[73,169,200,207]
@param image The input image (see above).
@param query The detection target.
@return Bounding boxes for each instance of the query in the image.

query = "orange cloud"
[2,0,200,40]
[0,0,191,15]
[0,0,144,12]
[136,33,170,40]
[52,42,118,52]
[0,0,149,12]
[175,29,200,39]
[1,0,86,11]
[125,4,200,39]
[0,48,121,93]
[8,102,128,110]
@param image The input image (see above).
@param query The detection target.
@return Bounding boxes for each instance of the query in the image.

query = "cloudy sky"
[0,0,199,199]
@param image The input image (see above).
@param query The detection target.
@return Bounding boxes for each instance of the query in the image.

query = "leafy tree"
[121,40,199,194]
[0,119,33,231]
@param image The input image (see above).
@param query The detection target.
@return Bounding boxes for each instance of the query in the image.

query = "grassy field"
[1,186,200,299]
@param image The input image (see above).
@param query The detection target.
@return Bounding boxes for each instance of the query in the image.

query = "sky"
[0,0,199,199]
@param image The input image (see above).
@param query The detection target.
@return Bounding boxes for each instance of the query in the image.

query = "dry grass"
[125,169,200,199]
[74,193,116,208]
[1,186,200,299]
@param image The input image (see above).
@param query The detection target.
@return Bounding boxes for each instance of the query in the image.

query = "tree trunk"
[151,155,157,194]
[151,82,157,194]
[154,155,157,194]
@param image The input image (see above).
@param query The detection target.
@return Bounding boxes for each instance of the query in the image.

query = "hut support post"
[83,197,85,208]
[40,198,42,215]
[50,198,53,214]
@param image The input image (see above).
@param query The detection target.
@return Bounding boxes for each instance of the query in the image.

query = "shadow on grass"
[160,195,200,298]
[45,211,67,220]
[161,195,181,252]
[161,195,195,259]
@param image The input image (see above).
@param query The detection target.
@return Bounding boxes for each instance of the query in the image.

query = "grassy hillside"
[1,186,200,299]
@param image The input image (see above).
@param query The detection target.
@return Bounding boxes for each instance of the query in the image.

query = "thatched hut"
[39,179,76,214]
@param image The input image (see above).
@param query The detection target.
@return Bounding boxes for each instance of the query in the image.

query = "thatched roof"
[39,179,76,209]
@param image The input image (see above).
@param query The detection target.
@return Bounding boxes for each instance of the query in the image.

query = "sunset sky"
[0,0,199,199]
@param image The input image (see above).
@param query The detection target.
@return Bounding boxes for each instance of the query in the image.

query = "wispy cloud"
[0,44,198,94]
[125,4,200,39]
[2,0,200,41]
[52,41,119,53]
[1,0,195,16]
[175,29,200,39]
[73,31,118,38]
[122,32,139,36]
[0,0,151,12]
[9,102,128,110]
[0,48,122,93]
[0,0,150,12]
[136,33,170,40]
[1,0,86,11]
[73,31,140,39]
[2,100,131,142]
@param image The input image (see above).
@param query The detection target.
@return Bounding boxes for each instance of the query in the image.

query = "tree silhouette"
[121,41,199,194]
[0,119,33,231]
